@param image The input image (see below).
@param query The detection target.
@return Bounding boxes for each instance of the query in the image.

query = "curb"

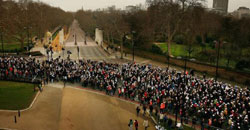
[0,128,17,130]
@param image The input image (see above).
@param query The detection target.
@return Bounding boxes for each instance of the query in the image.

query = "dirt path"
[0,86,63,130]
[59,87,155,130]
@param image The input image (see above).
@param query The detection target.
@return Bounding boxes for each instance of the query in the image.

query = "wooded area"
[0,0,73,51]
[75,0,250,73]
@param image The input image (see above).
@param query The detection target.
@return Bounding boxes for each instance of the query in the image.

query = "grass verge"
[0,81,37,110]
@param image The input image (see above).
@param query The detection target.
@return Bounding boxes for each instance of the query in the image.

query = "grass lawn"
[2,42,28,51]
[156,42,204,57]
[3,42,22,51]
[0,81,37,110]
[156,42,239,69]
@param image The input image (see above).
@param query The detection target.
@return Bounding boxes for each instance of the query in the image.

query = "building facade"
[213,0,229,14]
[231,7,250,19]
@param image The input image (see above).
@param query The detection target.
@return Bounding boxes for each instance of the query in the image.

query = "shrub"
[245,80,250,87]
[195,35,202,44]
[173,34,185,44]
[235,60,249,70]
[151,44,163,55]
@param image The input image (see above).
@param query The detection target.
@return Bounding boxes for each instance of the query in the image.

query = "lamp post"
[75,34,77,45]
[215,40,221,81]
[125,31,136,61]
[184,55,188,85]
[0,26,4,56]
[62,47,65,59]
[121,34,126,59]
[131,31,136,62]
[175,85,179,127]
[49,46,53,60]
[77,46,79,61]
[84,33,87,45]
[24,26,32,55]
[46,49,49,60]
[166,53,170,69]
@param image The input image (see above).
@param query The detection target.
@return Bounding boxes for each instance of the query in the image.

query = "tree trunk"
[227,58,230,69]
[201,34,206,53]
[239,49,243,60]
[20,41,24,50]
[111,32,114,45]
[120,35,123,59]
[107,32,110,45]
[167,36,172,56]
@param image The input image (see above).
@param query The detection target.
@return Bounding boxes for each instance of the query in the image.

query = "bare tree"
[148,0,183,56]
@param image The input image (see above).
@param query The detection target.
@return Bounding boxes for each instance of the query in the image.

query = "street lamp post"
[125,31,136,61]
[24,26,32,55]
[175,86,179,127]
[215,40,221,81]
[167,54,170,69]
[121,34,126,59]
[46,49,49,60]
[75,34,77,45]
[77,46,80,61]
[84,33,87,45]
[0,27,4,56]
[62,47,65,59]
[184,55,187,84]
[131,31,136,62]
[49,46,53,60]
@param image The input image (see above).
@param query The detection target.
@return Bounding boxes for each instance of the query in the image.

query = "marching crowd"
[0,56,249,130]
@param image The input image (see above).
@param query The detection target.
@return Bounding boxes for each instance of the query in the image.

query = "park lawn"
[156,42,239,69]
[3,42,29,51]
[156,42,203,57]
[0,81,37,110]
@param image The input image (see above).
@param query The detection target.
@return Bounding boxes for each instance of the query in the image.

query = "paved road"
[59,87,155,130]
[59,20,111,61]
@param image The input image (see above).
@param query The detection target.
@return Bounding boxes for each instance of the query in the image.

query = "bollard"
[18,110,20,117]
[14,115,17,123]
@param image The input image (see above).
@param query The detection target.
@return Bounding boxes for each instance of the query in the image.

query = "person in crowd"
[136,106,141,117]
[128,119,133,130]
[143,119,149,130]
[134,120,138,130]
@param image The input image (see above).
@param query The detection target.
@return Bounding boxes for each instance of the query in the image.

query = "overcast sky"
[37,0,250,12]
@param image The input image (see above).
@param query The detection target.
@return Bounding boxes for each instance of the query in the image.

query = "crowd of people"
[121,63,249,130]
[0,56,249,129]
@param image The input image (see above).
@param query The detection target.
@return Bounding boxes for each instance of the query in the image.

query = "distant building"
[213,0,229,14]
[125,5,137,13]
[231,7,250,19]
